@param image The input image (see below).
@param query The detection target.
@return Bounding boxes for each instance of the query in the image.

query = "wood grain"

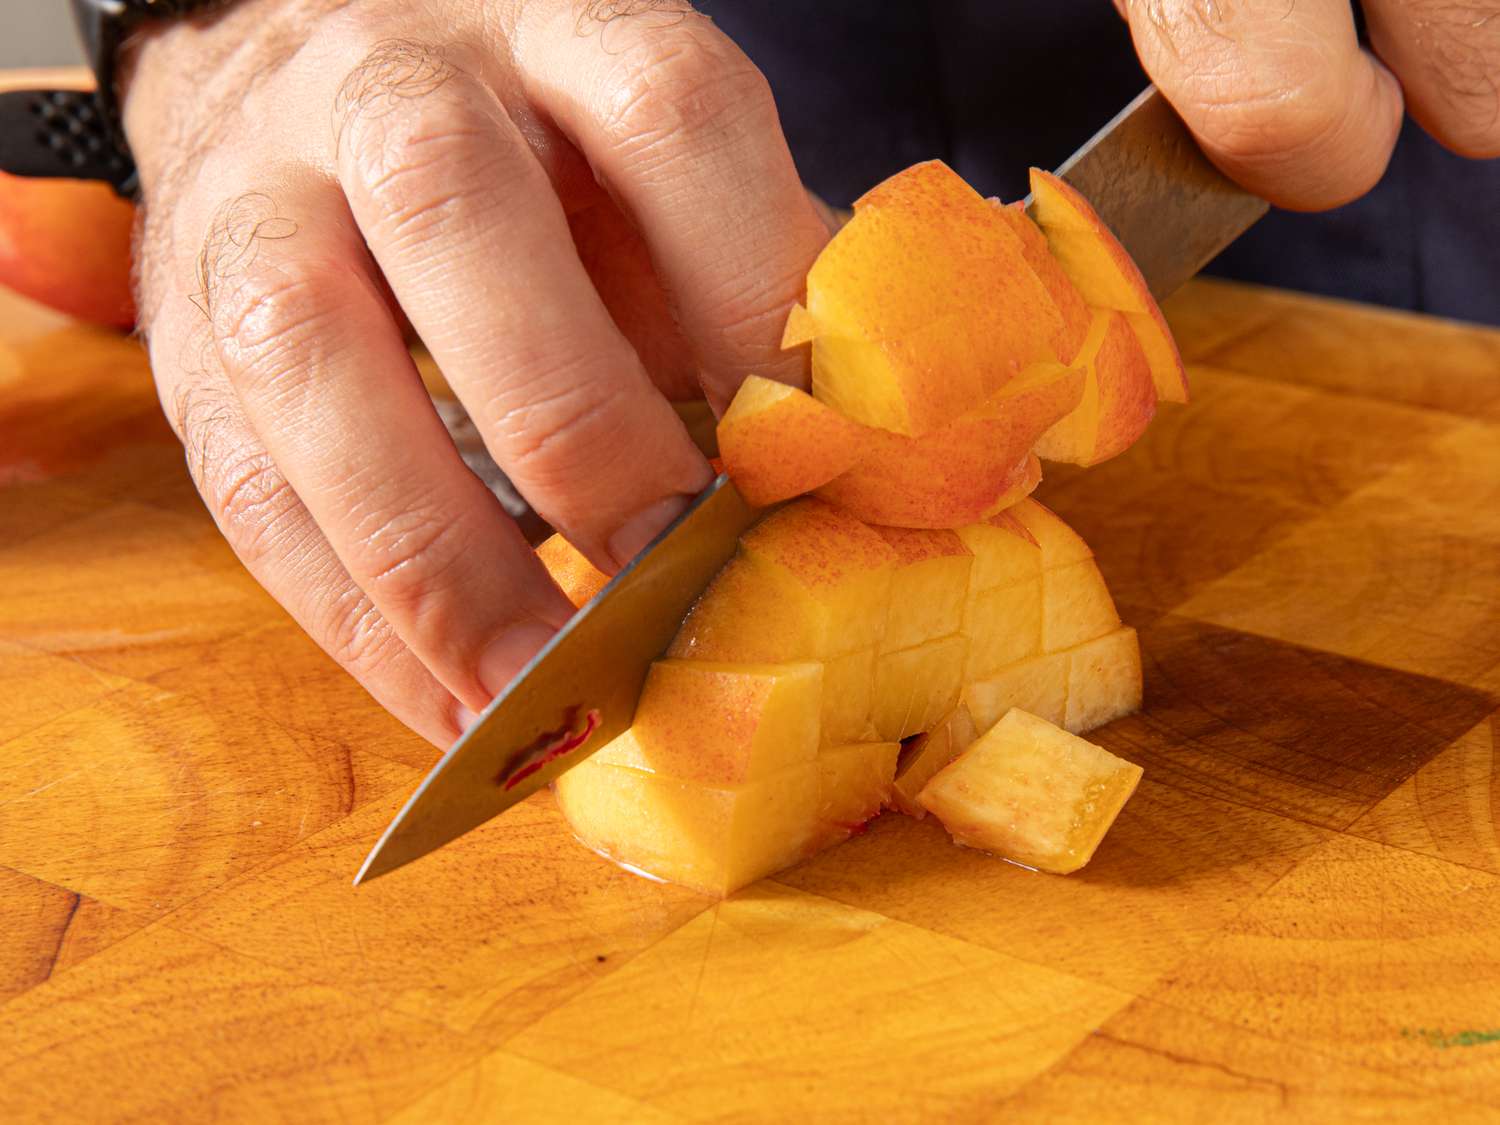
[2,270,1500,1120]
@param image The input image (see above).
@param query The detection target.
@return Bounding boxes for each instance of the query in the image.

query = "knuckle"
[212,262,352,398]
[205,450,303,569]
[599,30,775,162]
[320,592,409,684]
[492,377,629,490]
[1195,80,1349,166]
[346,501,474,617]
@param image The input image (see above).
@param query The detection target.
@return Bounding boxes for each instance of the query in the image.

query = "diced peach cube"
[1042,559,1121,652]
[668,554,834,663]
[1064,627,1142,734]
[1010,500,1093,568]
[955,514,1043,591]
[606,660,821,785]
[739,499,897,655]
[873,526,974,653]
[962,652,1069,731]
[891,705,978,818]
[963,579,1043,680]
[821,649,875,744]
[555,758,818,896]
[811,741,900,847]
[871,634,968,741]
[918,709,1142,873]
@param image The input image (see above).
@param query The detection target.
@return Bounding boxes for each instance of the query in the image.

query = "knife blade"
[355,83,1266,884]
[354,475,757,883]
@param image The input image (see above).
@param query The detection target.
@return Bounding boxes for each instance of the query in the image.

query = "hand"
[121,0,829,746]
[1114,0,1500,210]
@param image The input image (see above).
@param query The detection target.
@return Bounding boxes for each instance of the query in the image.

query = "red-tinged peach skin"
[739,499,897,655]
[717,375,867,506]
[806,161,1062,435]
[536,534,611,609]
[607,660,822,785]
[978,453,1043,518]
[1029,167,1187,403]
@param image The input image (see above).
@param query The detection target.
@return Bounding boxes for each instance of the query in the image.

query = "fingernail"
[607,494,694,571]
[479,621,558,699]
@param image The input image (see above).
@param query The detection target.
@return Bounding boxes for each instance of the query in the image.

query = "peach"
[1033,309,1156,467]
[0,72,136,329]
[870,634,968,741]
[815,367,1079,528]
[996,201,1092,363]
[601,660,822,785]
[955,512,1043,591]
[717,376,867,507]
[891,705,977,819]
[536,534,611,609]
[1042,559,1121,652]
[669,553,834,663]
[1064,627,1143,734]
[1028,168,1188,403]
[962,579,1043,680]
[801,161,1062,435]
[738,499,897,655]
[821,649,875,745]
[872,526,974,652]
[918,709,1142,874]
[554,757,818,897]
[962,652,1069,732]
[812,741,901,847]
[1010,500,1093,568]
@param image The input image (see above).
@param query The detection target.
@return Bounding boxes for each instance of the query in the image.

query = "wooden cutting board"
[1,278,1498,1122]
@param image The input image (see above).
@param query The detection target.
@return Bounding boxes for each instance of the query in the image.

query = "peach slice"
[891,704,978,818]
[1042,559,1121,652]
[781,302,819,348]
[1064,627,1143,734]
[803,161,1062,435]
[554,757,818,897]
[1033,309,1156,467]
[962,652,1069,732]
[917,709,1142,874]
[871,634,968,741]
[996,201,1092,363]
[815,367,1080,528]
[738,499,898,655]
[812,741,901,847]
[872,526,974,653]
[600,660,822,785]
[980,453,1043,518]
[1028,168,1188,403]
[717,376,867,506]
[536,534,611,609]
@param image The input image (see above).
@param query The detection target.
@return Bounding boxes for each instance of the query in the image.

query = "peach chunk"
[962,579,1043,680]
[1028,168,1188,403]
[871,634,968,741]
[1064,627,1143,734]
[815,367,1079,528]
[738,499,897,655]
[962,652,1069,732]
[821,650,876,744]
[872,527,974,652]
[1033,309,1156,467]
[536,534,611,609]
[812,741,901,847]
[1010,500,1093,568]
[718,376,867,506]
[955,513,1043,591]
[600,660,822,785]
[1042,559,1121,652]
[918,709,1142,874]
[554,757,818,897]
[996,201,1093,363]
[891,704,978,818]
[802,161,1062,435]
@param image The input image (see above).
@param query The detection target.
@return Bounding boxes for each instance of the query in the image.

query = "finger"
[144,319,462,746]
[1121,0,1405,210]
[512,4,831,408]
[197,179,575,712]
[1363,0,1500,157]
[331,41,712,572]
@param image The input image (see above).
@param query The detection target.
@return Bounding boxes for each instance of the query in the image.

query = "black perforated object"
[0,1,229,197]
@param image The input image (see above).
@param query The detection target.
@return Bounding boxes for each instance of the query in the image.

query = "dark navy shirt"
[707,1,1500,326]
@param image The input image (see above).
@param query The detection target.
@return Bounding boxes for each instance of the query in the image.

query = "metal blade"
[355,475,757,884]
[1038,85,1269,299]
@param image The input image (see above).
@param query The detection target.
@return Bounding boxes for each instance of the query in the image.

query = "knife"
[354,84,1267,884]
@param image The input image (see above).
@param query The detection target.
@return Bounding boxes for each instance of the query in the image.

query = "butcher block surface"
[1,278,1498,1122]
